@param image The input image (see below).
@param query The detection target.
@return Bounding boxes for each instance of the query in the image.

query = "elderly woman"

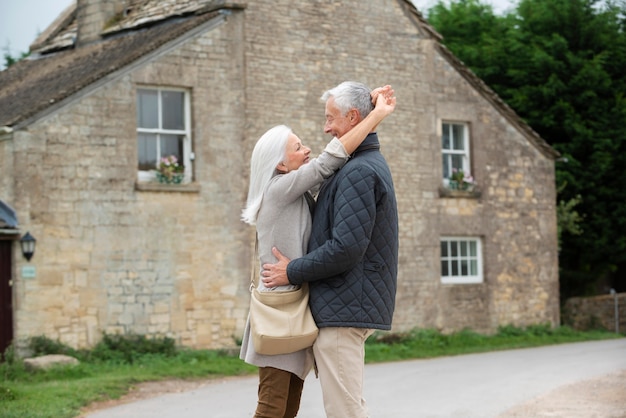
[240,85,396,418]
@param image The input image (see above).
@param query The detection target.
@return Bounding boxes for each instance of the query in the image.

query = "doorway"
[0,240,13,357]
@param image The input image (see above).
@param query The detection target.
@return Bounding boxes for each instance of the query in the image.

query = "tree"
[2,43,29,69]
[426,0,626,299]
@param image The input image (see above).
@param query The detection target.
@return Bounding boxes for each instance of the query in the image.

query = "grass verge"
[365,324,623,362]
[1,338,256,418]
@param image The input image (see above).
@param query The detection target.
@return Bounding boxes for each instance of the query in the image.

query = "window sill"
[135,182,201,193]
[438,186,481,199]
[441,278,484,285]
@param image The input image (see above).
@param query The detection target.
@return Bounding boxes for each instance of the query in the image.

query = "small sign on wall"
[21,266,36,278]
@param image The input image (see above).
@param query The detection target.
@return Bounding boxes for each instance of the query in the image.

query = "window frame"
[136,86,192,183]
[441,121,471,185]
[440,236,483,284]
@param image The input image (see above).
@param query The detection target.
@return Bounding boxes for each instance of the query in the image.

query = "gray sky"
[0,0,74,56]
[0,0,514,64]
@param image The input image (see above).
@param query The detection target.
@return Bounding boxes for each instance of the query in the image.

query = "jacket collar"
[351,132,380,158]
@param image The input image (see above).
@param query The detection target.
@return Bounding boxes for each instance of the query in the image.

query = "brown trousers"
[255,366,305,418]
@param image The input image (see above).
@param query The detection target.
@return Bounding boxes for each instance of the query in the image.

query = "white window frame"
[136,86,192,183]
[441,122,471,185]
[440,237,483,284]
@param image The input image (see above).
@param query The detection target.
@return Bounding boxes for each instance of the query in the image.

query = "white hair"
[241,125,291,225]
[321,81,373,119]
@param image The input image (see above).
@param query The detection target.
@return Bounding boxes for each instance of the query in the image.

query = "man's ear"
[348,109,361,126]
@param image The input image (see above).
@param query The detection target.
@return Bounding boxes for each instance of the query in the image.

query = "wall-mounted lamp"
[20,232,36,261]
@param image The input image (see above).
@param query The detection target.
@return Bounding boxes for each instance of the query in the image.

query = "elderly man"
[263,81,399,418]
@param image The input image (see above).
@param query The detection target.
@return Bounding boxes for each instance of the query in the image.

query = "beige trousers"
[313,327,375,418]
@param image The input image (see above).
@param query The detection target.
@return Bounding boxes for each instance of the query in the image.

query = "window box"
[155,172,185,184]
[448,179,475,191]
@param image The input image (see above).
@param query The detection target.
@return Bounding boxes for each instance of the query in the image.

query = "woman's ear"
[276,162,288,173]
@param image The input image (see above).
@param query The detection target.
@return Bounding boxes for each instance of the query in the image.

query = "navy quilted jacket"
[287,133,399,330]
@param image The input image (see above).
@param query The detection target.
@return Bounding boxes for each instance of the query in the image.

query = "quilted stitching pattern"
[287,134,398,329]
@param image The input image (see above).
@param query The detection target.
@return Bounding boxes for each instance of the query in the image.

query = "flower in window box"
[448,168,475,191]
[156,155,184,184]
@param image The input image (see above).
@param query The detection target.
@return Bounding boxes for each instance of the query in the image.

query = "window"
[441,122,470,183]
[440,237,483,284]
[136,87,191,182]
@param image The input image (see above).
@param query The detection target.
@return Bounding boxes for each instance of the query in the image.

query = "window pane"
[451,260,458,276]
[460,241,467,257]
[470,260,477,275]
[440,241,448,257]
[160,134,185,162]
[470,241,477,257]
[450,241,457,257]
[442,124,450,149]
[452,125,464,150]
[443,155,451,178]
[441,260,448,276]
[451,154,463,172]
[137,89,158,129]
[461,259,468,275]
[162,91,185,130]
[138,133,157,170]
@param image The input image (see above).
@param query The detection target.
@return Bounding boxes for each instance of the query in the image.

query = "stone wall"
[562,293,626,333]
[11,11,250,350]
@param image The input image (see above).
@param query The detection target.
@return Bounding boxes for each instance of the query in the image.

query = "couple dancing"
[240,81,399,418]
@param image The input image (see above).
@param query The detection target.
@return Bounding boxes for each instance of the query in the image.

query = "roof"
[0,0,557,159]
[29,0,237,54]
[0,1,242,128]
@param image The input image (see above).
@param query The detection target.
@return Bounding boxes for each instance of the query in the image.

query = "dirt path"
[499,370,626,417]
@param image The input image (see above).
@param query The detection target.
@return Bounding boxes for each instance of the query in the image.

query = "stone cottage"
[0,0,560,353]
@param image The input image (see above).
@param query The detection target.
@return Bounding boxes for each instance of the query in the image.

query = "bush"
[496,324,527,337]
[28,336,82,359]
[89,333,177,364]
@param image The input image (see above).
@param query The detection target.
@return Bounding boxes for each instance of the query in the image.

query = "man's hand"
[261,247,292,288]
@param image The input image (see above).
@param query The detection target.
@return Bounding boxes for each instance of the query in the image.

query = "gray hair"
[241,125,291,225]
[321,81,373,119]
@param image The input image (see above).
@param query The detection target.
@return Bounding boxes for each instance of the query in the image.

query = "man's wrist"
[285,261,296,285]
